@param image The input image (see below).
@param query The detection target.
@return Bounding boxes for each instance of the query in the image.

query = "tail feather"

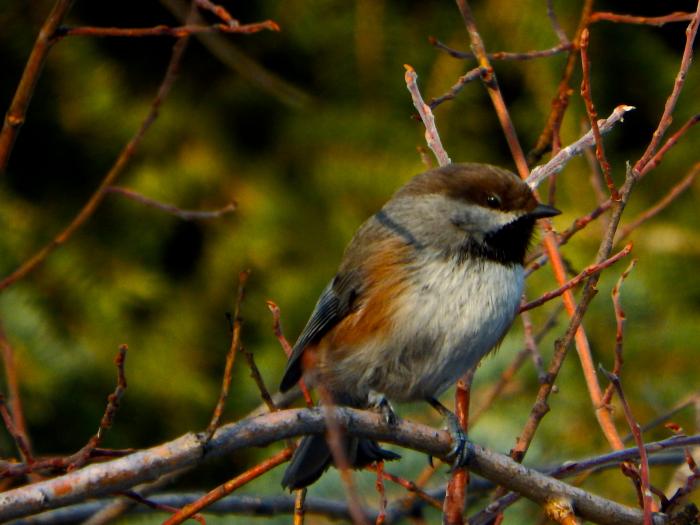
[281,434,400,490]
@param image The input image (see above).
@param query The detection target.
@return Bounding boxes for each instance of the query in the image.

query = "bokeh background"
[0,0,698,523]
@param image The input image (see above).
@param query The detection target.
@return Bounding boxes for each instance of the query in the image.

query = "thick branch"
[0,408,671,525]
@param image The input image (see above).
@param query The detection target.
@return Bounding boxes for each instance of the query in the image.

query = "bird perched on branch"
[279,163,560,490]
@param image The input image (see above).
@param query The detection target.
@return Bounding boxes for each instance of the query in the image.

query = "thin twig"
[0,0,75,171]
[590,11,696,27]
[207,270,249,439]
[454,0,528,178]
[639,115,700,178]
[194,0,237,26]
[430,38,571,62]
[266,301,314,407]
[106,186,236,220]
[0,396,33,465]
[579,28,619,200]
[66,345,129,471]
[547,0,571,45]
[601,368,654,525]
[0,22,193,292]
[617,164,700,243]
[633,4,700,176]
[526,105,635,189]
[428,66,483,109]
[374,461,387,525]
[118,490,205,525]
[602,260,637,405]
[0,324,33,463]
[527,0,594,165]
[56,20,280,38]
[162,447,294,525]
[240,347,277,413]
[404,65,451,167]
[519,244,632,313]
[366,464,442,510]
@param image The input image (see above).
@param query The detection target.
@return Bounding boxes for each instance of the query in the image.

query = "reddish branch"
[106,186,236,221]
[207,271,249,438]
[444,373,473,525]
[579,28,619,200]
[590,11,696,27]
[617,164,700,242]
[602,259,637,406]
[454,0,529,178]
[519,243,632,313]
[633,4,700,176]
[428,66,483,109]
[1,345,129,479]
[602,369,654,524]
[366,465,442,510]
[0,0,75,171]
[528,0,594,165]
[119,490,205,525]
[0,26,191,292]
[266,301,314,407]
[162,447,293,525]
[56,20,280,38]
[374,461,387,525]
[0,325,33,463]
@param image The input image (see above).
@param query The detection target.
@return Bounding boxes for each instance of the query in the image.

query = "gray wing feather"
[279,272,360,392]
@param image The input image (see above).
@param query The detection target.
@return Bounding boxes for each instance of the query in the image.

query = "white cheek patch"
[451,201,520,235]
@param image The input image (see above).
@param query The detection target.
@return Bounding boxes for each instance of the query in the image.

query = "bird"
[279,162,560,490]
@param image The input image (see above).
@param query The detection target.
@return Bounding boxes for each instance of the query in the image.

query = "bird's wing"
[279,270,361,392]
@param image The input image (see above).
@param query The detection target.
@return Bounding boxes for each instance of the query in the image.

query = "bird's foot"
[427,397,474,468]
[369,391,399,426]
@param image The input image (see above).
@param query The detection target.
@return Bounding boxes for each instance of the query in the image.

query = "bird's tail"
[281,433,401,490]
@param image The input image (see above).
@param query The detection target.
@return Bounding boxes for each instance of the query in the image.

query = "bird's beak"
[529,203,561,219]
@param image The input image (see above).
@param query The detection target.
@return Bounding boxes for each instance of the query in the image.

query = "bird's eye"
[486,195,501,209]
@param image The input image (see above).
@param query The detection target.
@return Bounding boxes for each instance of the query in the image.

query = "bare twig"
[56,20,280,38]
[366,464,442,510]
[454,0,528,178]
[528,0,594,165]
[519,244,632,313]
[428,66,483,109]
[0,396,33,466]
[590,11,696,27]
[430,38,571,62]
[207,271,249,438]
[547,0,571,45]
[67,345,129,471]
[266,301,314,407]
[162,447,293,525]
[0,324,33,463]
[404,65,451,167]
[601,368,654,524]
[240,347,277,413]
[106,186,236,220]
[617,164,700,242]
[374,461,387,525]
[194,0,237,26]
[602,259,638,406]
[118,490,205,525]
[633,4,700,176]
[0,0,75,171]
[0,21,192,292]
[526,105,635,189]
[639,114,700,177]
[579,29,619,200]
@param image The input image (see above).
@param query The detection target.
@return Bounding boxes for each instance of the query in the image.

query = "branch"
[106,186,236,220]
[525,105,635,190]
[55,20,280,38]
[590,11,696,27]
[0,24,192,292]
[0,408,674,525]
[403,65,451,167]
[0,0,75,171]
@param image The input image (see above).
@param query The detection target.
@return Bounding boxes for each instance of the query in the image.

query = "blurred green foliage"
[0,0,698,522]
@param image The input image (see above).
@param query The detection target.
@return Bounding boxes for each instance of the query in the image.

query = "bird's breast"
[328,255,524,402]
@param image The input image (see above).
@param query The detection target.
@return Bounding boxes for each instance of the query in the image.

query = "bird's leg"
[368,390,398,426]
[427,397,474,468]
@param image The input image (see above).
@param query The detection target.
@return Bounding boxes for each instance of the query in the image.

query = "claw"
[427,397,474,468]
[369,391,399,426]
